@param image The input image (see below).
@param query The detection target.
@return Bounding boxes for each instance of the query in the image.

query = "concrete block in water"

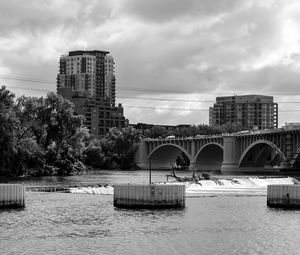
[114,184,185,209]
[0,184,25,208]
[267,185,300,208]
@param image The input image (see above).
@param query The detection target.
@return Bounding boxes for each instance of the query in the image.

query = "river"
[1,170,300,255]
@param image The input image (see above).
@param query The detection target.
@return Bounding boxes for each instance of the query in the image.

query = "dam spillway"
[68,177,296,197]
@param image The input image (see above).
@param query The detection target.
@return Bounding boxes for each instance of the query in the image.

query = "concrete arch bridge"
[135,129,300,173]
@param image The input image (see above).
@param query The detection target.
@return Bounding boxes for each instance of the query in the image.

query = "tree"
[84,139,106,168]
[219,122,244,133]
[0,88,89,177]
[186,125,198,137]
[101,127,142,169]
[40,93,88,174]
[175,152,190,167]
[0,86,18,176]
[151,125,167,138]
[142,129,152,138]
[0,86,15,110]
[15,137,44,176]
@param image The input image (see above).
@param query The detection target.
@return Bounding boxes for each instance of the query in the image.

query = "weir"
[68,177,296,197]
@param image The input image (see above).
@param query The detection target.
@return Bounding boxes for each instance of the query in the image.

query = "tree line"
[141,122,244,139]
[0,86,141,177]
[0,86,245,177]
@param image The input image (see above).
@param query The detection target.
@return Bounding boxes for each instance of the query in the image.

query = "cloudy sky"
[1,0,300,126]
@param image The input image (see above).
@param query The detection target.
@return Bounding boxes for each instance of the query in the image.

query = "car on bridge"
[166,135,175,139]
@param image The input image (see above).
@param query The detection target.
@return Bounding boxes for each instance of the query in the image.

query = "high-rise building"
[57,50,127,137]
[209,95,278,130]
[105,55,116,106]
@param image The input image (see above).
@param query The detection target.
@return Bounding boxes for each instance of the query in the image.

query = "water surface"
[0,171,299,255]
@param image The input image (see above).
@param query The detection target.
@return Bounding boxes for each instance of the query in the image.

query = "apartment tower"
[57,50,127,136]
[209,95,278,130]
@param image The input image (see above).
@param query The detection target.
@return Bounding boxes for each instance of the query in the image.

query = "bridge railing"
[142,127,300,141]
[233,127,300,136]
[143,133,224,142]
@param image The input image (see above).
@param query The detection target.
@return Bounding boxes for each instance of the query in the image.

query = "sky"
[1,0,300,126]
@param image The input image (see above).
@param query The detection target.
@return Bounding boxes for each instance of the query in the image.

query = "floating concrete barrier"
[0,184,25,208]
[114,184,185,209]
[267,185,300,208]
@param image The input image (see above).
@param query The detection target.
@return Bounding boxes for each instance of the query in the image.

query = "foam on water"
[68,177,296,196]
[69,186,114,195]
[184,177,296,196]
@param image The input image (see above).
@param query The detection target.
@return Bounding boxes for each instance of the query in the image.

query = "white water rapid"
[183,177,296,196]
[69,177,296,196]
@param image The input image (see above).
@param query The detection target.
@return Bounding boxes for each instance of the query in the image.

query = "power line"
[123,105,300,112]
[0,75,55,85]
[6,84,300,106]
[1,84,300,111]
[119,87,196,94]
[0,75,192,93]
[4,84,300,105]
[124,106,208,111]
[276,110,300,112]
[117,96,300,104]
[118,96,214,103]
[5,84,300,104]
[2,74,300,96]
[7,87,54,92]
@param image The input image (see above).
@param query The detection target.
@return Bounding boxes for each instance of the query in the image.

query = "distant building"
[209,95,278,130]
[130,123,191,136]
[57,50,127,137]
[282,122,300,130]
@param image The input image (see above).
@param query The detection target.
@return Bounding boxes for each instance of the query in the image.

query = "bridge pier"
[189,141,197,171]
[221,136,241,173]
[189,161,197,171]
[135,141,149,169]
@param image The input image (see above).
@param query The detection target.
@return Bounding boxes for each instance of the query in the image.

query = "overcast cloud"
[1,0,300,126]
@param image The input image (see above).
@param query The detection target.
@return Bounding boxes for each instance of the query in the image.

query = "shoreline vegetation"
[3,86,296,180]
[0,86,141,178]
[1,86,248,179]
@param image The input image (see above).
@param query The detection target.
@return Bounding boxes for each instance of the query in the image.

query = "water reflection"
[0,191,299,254]
[1,171,300,255]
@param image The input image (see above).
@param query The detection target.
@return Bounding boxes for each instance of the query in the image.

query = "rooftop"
[68,50,110,56]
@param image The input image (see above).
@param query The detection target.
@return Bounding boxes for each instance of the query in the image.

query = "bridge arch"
[290,146,300,168]
[195,142,224,171]
[239,140,286,169]
[147,144,191,170]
